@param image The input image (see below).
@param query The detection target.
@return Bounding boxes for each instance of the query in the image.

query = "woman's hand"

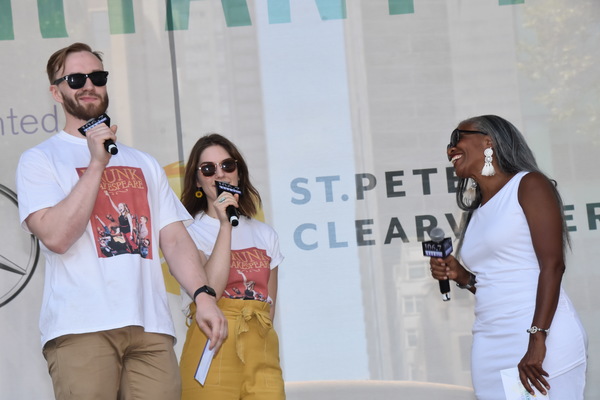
[430,255,475,293]
[213,192,239,225]
[429,255,463,281]
[518,334,550,396]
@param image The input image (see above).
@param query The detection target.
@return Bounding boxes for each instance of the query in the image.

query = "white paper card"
[500,367,550,400]
[194,339,215,386]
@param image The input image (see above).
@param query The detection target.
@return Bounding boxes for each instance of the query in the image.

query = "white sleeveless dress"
[461,171,587,399]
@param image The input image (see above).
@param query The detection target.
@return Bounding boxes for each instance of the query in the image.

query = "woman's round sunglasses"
[198,158,238,177]
[53,71,109,89]
[447,128,488,150]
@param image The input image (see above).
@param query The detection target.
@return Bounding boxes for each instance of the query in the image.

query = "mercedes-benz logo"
[0,184,40,307]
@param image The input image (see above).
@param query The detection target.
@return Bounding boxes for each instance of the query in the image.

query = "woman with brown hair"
[179,133,285,399]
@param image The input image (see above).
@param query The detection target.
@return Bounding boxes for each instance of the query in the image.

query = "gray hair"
[454,115,570,253]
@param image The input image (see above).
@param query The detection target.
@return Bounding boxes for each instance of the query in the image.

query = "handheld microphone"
[78,113,118,155]
[215,181,241,227]
[422,227,453,301]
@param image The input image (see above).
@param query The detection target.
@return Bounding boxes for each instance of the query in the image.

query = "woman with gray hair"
[430,115,587,399]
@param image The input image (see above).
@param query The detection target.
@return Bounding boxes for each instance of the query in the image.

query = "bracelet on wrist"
[456,273,476,289]
[527,326,550,335]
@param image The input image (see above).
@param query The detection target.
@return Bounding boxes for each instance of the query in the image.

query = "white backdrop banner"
[1,1,598,399]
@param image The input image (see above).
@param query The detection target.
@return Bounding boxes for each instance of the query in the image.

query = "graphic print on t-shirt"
[223,247,272,303]
[77,166,152,259]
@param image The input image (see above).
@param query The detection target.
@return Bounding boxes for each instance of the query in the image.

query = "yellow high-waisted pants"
[180,297,285,400]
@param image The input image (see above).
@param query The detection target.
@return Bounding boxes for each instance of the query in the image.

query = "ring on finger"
[218,197,226,203]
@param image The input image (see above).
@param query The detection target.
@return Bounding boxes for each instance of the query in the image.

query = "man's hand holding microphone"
[78,113,118,164]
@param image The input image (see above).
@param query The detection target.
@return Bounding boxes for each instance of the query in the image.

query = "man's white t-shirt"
[16,131,191,347]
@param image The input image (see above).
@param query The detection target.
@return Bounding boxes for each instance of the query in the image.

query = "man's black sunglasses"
[448,128,488,150]
[53,71,109,89]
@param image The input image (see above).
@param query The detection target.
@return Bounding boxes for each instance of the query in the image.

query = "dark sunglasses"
[448,128,488,150]
[198,158,238,177]
[53,71,109,89]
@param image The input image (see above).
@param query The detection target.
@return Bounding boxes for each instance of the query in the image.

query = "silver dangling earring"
[481,148,495,176]
[463,178,478,206]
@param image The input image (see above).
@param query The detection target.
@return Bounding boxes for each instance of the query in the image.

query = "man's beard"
[63,91,109,121]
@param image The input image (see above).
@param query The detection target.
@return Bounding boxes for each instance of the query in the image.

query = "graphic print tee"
[223,247,272,302]
[77,166,153,259]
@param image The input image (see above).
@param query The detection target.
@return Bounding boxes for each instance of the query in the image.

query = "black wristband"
[193,285,216,301]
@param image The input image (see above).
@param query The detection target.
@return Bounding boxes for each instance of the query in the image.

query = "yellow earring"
[195,188,204,198]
